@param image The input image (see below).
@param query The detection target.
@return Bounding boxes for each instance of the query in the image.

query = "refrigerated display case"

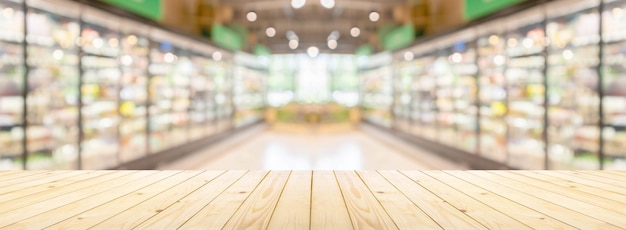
[360,66,393,128]
[214,62,232,132]
[477,22,508,163]
[170,51,191,147]
[546,0,601,169]
[412,54,437,140]
[602,0,626,169]
[434,51,456,146]
[0,0,24,170]
[448,32,479,154]
[118,21,149,162]
[233,66,266,128]
[189,45,216,140]
[392,62,413,133]
[79,8,121,169]
[504,8,547,169]
[25,0,80,169]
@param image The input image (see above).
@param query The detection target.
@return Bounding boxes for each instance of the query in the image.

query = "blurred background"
[0,0,624,170]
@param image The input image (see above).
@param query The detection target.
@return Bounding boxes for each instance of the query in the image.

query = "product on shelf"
[79,9,121,169]
[546,2,601,169]
[25,0,80,169]
[411,55,437,140]
[449,40,479,154]
[0,0,24,170]
[189,51,215,140]
[118,24,149,162]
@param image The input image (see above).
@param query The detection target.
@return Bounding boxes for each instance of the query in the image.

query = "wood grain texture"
[48,171,204,229]
[401,171,530,229]
[266,171,312,230]
[1,170,626,229]
[356,171,442,229]
[483,171,626,226]
[222,171,291,230]
[379,170,487,229]
[424,171,577,229]
[178,171,269,230]
[7,171,182,229]
[334,171,398,230]
[310,171,353,230]
[450,171,622,229]
[91,170,227,229]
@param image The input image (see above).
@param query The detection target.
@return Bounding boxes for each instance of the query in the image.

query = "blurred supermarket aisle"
[159,124,467,170]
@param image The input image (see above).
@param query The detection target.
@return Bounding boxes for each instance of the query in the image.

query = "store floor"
[159,123,467,170]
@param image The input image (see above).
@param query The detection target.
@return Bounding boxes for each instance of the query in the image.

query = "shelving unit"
[392,62,413,133]
[189,45,215,140]
[118,21,149,163]
[25,0,80,169]
[0,0,24,170]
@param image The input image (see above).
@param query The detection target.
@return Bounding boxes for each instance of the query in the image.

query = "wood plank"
[0,171,154,227]
[266,171,312,230]
[356,171,442,229]
[6,170,182,229]
[424,171,576,229]
[134,170,249,229]
[91,170,229,229]
[511,171,626,205]
[0,170,49,183]
[0,170,125,214]
[486,171,626,224]
[0,171,73,189]
[0,171,105,200]
[401,171,531,229]
[176,171,269,230]
[448,171,621,229]
[531,171,626,196]
[48,171,205,229]
[585,170,626,179]
[566,171,626,188]
[310,171,353,230]
[222,171,291,229]
[378,170,486,229]
[335,171,398,230]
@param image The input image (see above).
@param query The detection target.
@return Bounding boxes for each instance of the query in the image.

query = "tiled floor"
[159,124,467,170]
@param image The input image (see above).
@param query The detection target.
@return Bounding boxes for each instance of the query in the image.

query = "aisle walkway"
[159,124,467,170]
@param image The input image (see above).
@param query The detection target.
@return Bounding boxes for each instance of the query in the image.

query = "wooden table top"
[1,170,625,229]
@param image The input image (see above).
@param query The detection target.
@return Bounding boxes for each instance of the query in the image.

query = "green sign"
[212,24,244,51]
[382,24,414,51]
[355,44,373,56]
[254,44,271,56]
[464,0,525,20]
[101,0,162,21]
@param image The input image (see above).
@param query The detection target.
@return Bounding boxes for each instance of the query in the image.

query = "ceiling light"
[289,40,299,49]
[266,27,276,37]
[291,0,306,9]
[307,46,319,58]
[403,52,414,61]
[246,11,257,22]
[350,27,360,37]
[212,51,223,61]
[369,11,380,22]
[321,0,335,9]
[328,40,337,49]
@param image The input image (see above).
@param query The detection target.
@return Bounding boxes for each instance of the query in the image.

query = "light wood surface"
[1,170,626,229]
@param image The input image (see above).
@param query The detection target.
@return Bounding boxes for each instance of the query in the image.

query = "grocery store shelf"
[2,170,626,229]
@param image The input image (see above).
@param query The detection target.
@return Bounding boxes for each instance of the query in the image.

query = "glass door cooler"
[189,44,214,140]
[413,54,437,140]
[434,46,457,146]
[359,66,393,128]
[504,8,547,169]
[79,8,121,169]
[118,20,149,162]
[25,0,80,169]
[477,22,508,163]
[449,32,479,154]
[170,46,191,147]
[546,0,601,169]
[602,0,626,169]
[0,0,24,169]
[392,61,413,133]
[214,61,232,132]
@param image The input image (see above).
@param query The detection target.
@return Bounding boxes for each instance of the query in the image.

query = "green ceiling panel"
[464,0,525,20]
[382,24,414,51]
[101,0,162,21]
[212,24,244,51]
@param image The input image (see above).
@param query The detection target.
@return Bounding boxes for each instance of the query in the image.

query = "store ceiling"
[215,0,410,54]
